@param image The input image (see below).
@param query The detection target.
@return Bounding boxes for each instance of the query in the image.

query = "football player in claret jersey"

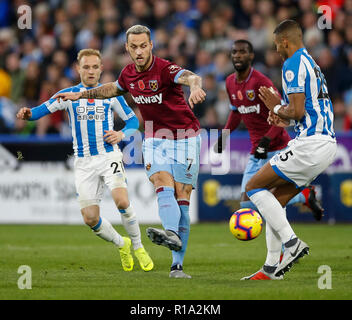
[17,49,154,272]
[54,25,206,278]
[215,40,324,280]
[245,20,337,279]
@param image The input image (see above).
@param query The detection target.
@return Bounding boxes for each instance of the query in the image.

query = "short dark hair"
[274,19,302,37]
[233,39,254,53]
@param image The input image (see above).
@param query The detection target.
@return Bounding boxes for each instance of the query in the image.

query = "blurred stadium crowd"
[0,0,352,136]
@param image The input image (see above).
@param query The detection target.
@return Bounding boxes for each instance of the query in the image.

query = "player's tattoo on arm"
[80,82,124,99]
[177,70,202,89]
[177,69,206,108]
[277,105,296,120]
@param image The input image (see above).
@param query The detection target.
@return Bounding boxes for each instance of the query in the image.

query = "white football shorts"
[269,135,337,189]
[74,150,127,208]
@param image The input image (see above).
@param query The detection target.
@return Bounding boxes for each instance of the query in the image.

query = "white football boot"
[275,237,309,277]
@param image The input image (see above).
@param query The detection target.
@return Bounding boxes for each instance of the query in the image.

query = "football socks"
[156,186,181,234]
[172,199,190,267]
[91,217,124,248]
[120,204,143,250]
[248,188,296,244]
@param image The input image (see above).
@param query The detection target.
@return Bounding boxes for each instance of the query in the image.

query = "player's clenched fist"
[16,107,32,120]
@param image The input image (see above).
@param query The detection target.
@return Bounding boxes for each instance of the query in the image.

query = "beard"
[134,52,152,71]
[276,45,288,61]
[281,51,288,61]
[233,61,250,72]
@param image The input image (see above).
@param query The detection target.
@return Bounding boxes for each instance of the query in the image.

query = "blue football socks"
[172,199,190,267]
[156,186,181,234]
[286,192,305,206]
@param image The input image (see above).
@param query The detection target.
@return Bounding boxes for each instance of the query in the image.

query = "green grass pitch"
[0,223,351,300]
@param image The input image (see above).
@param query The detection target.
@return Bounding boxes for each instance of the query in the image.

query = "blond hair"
[77,49,102,63]
[126,25,151,42]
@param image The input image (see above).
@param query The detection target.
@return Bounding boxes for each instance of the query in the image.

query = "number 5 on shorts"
[280,150,293,162]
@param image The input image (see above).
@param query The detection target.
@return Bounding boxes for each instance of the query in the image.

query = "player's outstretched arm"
[81,82,125,99]
[176,70,206,109]
[16,103,52,121]
[17,93,70,121]
[54,82,124,101]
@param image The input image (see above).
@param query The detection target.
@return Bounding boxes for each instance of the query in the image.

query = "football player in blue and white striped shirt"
[242,20,337,280]
[17,49,154,272]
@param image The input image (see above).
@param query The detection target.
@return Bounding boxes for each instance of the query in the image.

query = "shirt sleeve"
[229,103,237,111]
[225,79,238,111]
[162,63,185,84]
[115,68,128,92]
[264,125,285,141]
[283,57,306,95]
[115,78,126,92]
[29,90,70,120]
[224,110,241,132]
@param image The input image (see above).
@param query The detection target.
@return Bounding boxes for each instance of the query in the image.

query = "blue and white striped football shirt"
[31,83,138,157]
[282,48,335,140]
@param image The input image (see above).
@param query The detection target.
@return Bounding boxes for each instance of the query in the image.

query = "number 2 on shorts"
[111,161,125,174]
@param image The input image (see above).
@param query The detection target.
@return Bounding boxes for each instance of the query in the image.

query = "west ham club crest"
[246,89,255,101]
[149,80,158,92]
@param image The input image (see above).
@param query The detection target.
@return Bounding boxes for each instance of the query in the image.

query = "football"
[229,208,263,241]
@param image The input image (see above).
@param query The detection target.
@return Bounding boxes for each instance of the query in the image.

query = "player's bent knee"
[111,187,130,210]
[81,205,100,227]
[80,202,100,226]
[175,184,192,200]
[83,215,100,227]
[116,198,130,210]
[150,171,174,188]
